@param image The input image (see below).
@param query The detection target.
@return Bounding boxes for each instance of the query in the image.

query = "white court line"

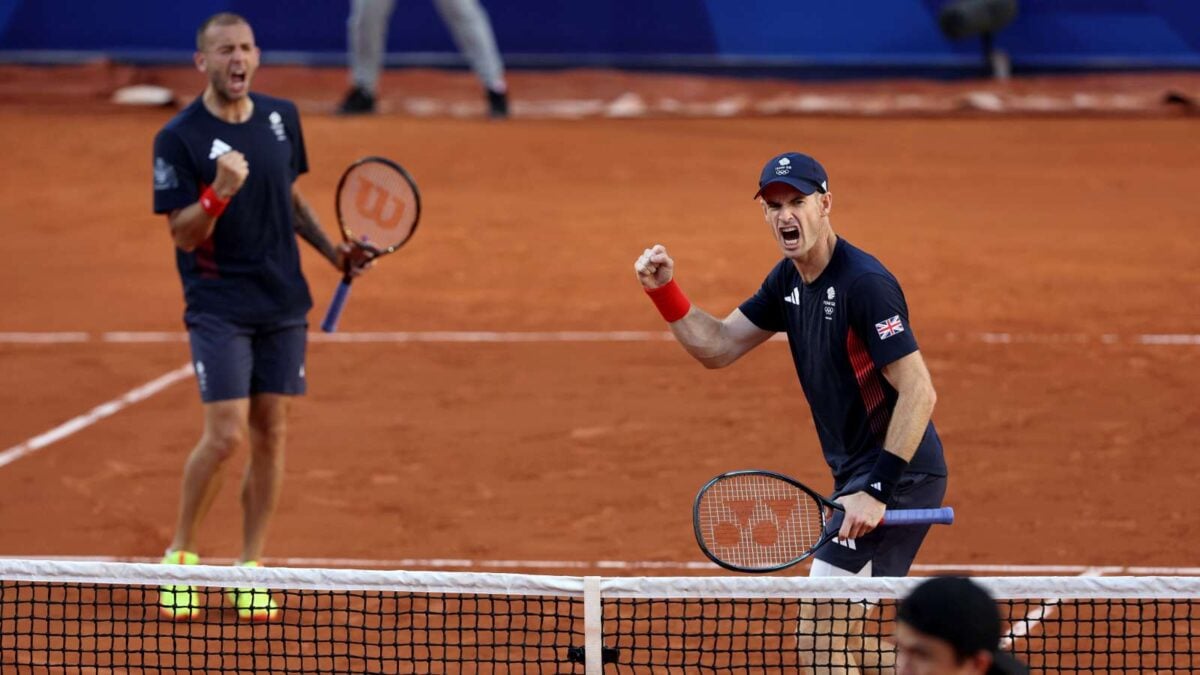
[308,330,677,343]
[1138,334,1200,345]
[0,332,89,344]
[0,363,194,469]
[0,331,1197,344]
[1000,565,1106,650]
[0,555,1194,576]
[102,331,187,343]
[913,563,1126,575]
[1125,566,1200,575]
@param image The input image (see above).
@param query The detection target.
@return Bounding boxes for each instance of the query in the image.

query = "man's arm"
[666,307,774,369]
[879,350,938,462]
[168,151,248,252]
[168,202,219,252]
[837,350,937,539]
[635,244,773,368]
[291,184,340,268]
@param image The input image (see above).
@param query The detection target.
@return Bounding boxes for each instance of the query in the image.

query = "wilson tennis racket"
[694,470,954,573]
[320,156,422,332]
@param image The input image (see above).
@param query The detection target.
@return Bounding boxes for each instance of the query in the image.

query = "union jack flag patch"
[875,315,904,340]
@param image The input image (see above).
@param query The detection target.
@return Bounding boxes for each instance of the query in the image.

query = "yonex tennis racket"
[694,470,954,573]
[320,156,421,332]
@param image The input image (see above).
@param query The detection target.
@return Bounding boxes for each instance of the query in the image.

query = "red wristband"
[199,186,229,218]
[645,279,692,323]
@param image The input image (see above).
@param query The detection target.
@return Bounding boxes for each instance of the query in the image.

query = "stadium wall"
[0,0,1197,73]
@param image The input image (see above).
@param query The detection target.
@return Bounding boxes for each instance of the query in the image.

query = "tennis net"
[1,559,1198,673]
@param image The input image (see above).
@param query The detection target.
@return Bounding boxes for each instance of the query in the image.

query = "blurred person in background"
[338,0,509,117]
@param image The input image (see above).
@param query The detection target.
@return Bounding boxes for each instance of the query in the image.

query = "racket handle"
[320,278,353,333]
[881,507,955,526]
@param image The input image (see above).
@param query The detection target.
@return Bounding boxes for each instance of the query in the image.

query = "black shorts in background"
[185,313,308,403]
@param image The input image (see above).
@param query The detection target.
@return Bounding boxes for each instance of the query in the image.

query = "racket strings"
[698,475,825,569]
[337,161,419,251]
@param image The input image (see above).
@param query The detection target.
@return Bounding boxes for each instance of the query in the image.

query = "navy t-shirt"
[152,92,312,324]
[738,238,947,493]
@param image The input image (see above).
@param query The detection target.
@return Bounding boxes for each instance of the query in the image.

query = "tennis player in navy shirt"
[636,151,947,574]
[636,152,948,666]
[151,13,371,622]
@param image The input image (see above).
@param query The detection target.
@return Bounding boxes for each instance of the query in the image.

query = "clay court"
[0,65,1198,581]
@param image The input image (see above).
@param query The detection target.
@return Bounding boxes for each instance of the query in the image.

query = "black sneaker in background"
[486,88,509,119]
[337,86,376,115]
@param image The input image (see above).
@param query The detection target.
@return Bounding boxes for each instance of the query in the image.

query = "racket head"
[335,156,421,255]
[693,470,833,573]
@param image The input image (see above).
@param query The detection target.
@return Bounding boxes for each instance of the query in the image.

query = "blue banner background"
[0,1,1196,71]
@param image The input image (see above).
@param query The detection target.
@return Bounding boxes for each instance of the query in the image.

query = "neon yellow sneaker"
[158,550,202,621]
[225,561,281,622]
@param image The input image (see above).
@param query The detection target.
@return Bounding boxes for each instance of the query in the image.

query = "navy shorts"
[185,313,308,403]
[813,472,947,577]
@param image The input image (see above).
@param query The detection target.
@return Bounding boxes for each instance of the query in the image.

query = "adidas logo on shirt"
[209,138,233,160]
[783,287,800,305]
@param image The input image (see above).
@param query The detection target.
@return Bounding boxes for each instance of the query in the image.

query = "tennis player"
[635,152,948,667]
[151,12,371,621]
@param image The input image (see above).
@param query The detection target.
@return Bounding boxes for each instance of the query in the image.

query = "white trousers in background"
[347,0,507,94]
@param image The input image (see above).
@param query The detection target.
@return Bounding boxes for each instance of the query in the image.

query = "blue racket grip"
[881,507,955,526]
[320,278,353,333]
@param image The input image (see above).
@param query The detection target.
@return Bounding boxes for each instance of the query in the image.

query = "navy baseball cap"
[754,152,828,198]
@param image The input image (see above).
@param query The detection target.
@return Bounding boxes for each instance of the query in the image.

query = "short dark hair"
[896,578,1030,675]
[897,576,1000,661]
[196,12,250,51]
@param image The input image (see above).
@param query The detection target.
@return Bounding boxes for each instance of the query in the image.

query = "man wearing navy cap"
[635,152,948,668]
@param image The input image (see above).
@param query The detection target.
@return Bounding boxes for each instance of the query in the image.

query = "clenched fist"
[212,150,249,200]
[634,244,675,290]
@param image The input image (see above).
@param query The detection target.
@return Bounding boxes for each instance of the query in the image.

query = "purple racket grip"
[881,507,955,526]
[320,279,352,333]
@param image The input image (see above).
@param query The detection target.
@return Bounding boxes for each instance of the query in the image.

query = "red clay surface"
[0,67,1198,577]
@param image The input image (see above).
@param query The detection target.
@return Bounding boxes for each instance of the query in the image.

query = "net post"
[584,575,603,675]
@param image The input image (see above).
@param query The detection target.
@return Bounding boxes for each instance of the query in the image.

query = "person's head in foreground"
[895,576,1029,675]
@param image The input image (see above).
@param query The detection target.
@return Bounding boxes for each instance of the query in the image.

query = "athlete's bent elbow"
[697,351,738,369]
[168,218,198,252]
[172,234,198,253]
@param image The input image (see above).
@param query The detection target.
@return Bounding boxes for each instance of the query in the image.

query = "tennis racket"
[694,470,954,573]
[320,156,422,332]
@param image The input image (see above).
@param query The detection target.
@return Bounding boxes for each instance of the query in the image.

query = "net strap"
[584,575,602,675]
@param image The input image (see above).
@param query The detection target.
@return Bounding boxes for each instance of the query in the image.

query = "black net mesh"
[1,582,578,673]
[3,562,1198,674]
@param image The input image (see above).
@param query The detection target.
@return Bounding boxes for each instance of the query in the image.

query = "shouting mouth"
[228,69,247,93]
[779,225,801,247]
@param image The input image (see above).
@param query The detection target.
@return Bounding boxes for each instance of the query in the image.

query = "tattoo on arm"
[292,191,338,265]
